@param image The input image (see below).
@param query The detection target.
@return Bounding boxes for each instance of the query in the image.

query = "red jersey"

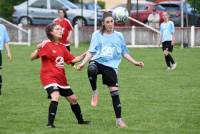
[53,18,73,45]
[38,40,75,89]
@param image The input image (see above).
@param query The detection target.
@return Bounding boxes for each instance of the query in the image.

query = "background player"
[0,23,12,95]
[159,12,176,70]
[30,23,89,128]
[53,8,73,51]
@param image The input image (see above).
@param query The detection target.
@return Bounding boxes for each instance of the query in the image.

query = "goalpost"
[0,17,31,46]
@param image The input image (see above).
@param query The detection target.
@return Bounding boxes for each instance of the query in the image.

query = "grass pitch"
[0,44,200,134]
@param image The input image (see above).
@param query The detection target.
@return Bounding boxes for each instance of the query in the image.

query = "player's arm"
[157,32,162,47]
[5,43,12,61]
[123,53,144,68]
[172,33,175,45]
[67,30,72,41]
[171,21,175,45]
[30,48,39,61]
[77,51,93,70]
[71,51,87,63]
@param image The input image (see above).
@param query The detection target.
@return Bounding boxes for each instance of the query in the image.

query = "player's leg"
[109,86,126,128]
[162,42,171,69]
[167,41,176,69]
[102,65,126,128]
[60,88,90,124]
[87,61,99,107]
[46,86,60,128]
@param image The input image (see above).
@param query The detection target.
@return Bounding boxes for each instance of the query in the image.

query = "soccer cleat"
[116,118,127,128]
[171,63,177,70]
[91,93,99,107]
[47,124,56,128]
[78,120,91,125]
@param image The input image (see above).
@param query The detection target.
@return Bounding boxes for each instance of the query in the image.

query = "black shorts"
[46,86,74,99]
[162,41,173,52]
[89,61,118,87]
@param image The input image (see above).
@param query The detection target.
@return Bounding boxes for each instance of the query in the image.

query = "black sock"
[165,55,171,67]
[110,91,121,118]
[70,103,84,123]
[167,54,175,64]
[48,101,58,125]
[89,76,97,91]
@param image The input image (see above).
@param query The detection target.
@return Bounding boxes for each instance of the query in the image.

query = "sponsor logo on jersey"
[55,56,64,68]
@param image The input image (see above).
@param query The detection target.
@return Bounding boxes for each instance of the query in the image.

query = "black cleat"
[78,120,91,125]
[47,124,56,128]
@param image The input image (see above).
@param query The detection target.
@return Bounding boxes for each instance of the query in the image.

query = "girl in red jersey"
[30,23,89,128]
[53,9,73,51]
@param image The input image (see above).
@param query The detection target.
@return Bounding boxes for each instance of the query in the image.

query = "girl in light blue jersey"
[0,24,12,95]
[77,12,144,128]
[159,12,176,70]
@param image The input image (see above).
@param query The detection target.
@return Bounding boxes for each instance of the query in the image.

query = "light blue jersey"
[160,21,175,42]
[0,24,10,50]
[89,31,128,69]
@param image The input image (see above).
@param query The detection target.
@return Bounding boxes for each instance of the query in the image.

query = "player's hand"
[135,61,144,68]
[172,37,175,46]
[7,52,12,62]
[157,41,161,47]
[172,40,175,46]
[76,64,85,71]
[36,43,42,50]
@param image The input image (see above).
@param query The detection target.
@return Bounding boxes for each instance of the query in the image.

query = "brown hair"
[45,23,57,41]
[100,12,113,34]
[58,8,68,19]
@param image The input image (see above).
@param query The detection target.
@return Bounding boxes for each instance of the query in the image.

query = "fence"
[5,25,200,48]
[0,18,31,46]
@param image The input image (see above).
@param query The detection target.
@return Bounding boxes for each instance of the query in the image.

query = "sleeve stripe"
[40,40,51,48]
[64,18,73,30]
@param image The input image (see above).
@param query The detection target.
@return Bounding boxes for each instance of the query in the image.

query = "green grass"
[0,44,200,134]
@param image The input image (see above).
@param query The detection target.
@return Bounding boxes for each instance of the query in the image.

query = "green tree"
[0,0,26,20]
[187,0,200,12]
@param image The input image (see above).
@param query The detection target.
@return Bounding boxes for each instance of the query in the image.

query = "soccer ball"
[112,7,129,22]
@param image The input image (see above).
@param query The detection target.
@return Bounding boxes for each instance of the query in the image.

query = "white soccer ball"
[112,7,129,22]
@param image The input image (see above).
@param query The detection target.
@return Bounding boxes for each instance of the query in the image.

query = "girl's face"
[51,25,63,40]
[163,12,169,21]
[58,10,65,19]
[103,16,114,33]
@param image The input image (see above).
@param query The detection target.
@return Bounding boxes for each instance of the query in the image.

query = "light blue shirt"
[0,24,10,50]
[160,21,175,42]
[89,31,128,69]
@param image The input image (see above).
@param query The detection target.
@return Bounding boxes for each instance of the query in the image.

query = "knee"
[68,95,77,104]
[51,91,60,101]
[109,86,119,93]
[163,50,169,56]
[87,62,98,77]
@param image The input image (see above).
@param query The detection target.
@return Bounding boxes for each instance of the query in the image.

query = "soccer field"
[0,44,200,134]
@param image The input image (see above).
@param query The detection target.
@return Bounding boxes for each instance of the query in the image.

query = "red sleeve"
[65,19,73,31]
[64,48,75,65]
[38,42,51,58]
